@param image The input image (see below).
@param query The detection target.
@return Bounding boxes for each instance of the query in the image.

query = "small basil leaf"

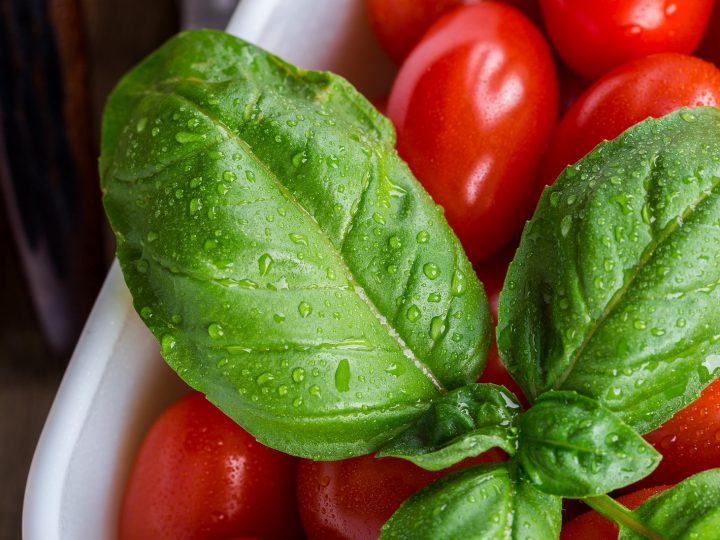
[517,391,660,497]
[376,383,521,470]
[379,463,561,540]
[498,107,720,434]
[618,469,720,540]
[100,30,492,459]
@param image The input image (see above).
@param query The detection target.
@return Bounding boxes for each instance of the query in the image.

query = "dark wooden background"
[0,1,211,538]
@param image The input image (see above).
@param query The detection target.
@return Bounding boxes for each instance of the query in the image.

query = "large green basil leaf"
[377,383,521,470]
[498,108,720,434]
[379,463,561,540]
[517,391,659,497]
[618,469,720,540]
[100,30,491,458]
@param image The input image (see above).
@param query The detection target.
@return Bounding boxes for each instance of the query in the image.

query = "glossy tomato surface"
[640,378,720,486]
[540,0,715,80]
[697,1,720,66]
[119,392,302,540]
[365,0,541,64]
[540,53,720,186]
[560,486,670,539]
[387,3,558,263]
[297,451,504,540]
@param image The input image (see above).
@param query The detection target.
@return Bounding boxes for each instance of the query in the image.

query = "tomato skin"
[365,0,541,64]
[297,451,504,540]
[540,53,720,186]
[560,486,670,539]
[540,0,715,80]
[119,392,302,540]
[387,3,558,263]
[697,1,720,67]
[639,378,720,486]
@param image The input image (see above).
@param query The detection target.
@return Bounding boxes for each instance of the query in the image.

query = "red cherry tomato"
[540,53,720,186]
[561,486,670,539]
[297,451,504,540]
[557,62,590,116]
[697,1,720,67]
[365,0,541,64]
[119,392,303,540]
[640,378,720,486]
[539,0,715,80]
[387,3,558,263]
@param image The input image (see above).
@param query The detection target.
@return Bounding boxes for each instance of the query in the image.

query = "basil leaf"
[498,107,720,434]
[100,30,491,458]
[379,463,561,540]
[518,391,660,497]
[377,383,521,470]
[618,469,720,540]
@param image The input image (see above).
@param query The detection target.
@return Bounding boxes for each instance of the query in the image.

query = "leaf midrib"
[553,175,720,392]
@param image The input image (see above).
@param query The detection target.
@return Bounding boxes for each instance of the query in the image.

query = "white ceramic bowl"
[23,2,395,538]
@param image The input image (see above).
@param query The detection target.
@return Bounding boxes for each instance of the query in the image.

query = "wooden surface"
[0,1,179,538]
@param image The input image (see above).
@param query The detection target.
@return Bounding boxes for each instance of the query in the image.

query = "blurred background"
[0,1,238,538]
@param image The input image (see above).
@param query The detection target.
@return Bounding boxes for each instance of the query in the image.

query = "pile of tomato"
[119,1,720,538]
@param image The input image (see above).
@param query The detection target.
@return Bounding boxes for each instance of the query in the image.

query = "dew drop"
[161,334,176,354]
[175,131,202,144]
[208,323,224,339]
[334,359,351,392]
[259,253,274,276]
[423,263,440,280]
[256,372,274,385]
[292,367,306,383]
[407,305,422,322]
[451,270,466,296]
[388,236,402,250]
[298,301,313,318]
[430,316,448,341]
[204,239,217,251]
[560,215,572,237]
[416,231,430,244]
[290,233,308,246]
[245,170,256,182]
[292,152,305,166]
